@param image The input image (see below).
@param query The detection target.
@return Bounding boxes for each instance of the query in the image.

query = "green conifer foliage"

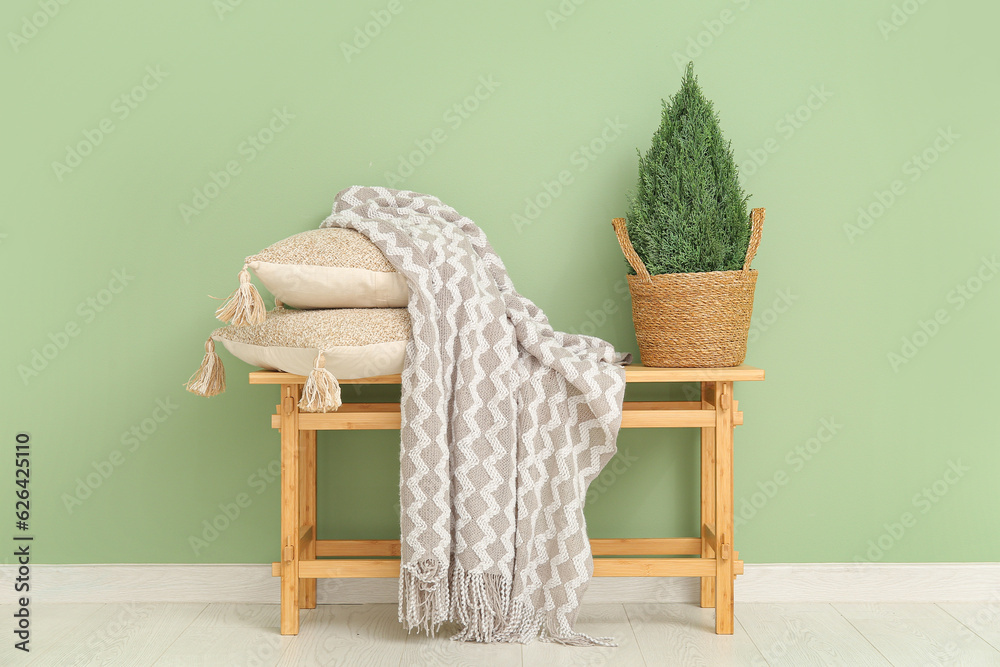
[626,63,751,275]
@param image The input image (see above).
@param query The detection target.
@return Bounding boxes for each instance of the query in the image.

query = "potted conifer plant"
[613,62,764,368]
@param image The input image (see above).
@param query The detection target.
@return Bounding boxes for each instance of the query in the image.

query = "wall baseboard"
[2,563,997,605]
[736,563,1000,603]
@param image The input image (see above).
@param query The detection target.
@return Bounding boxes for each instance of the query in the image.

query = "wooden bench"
[249,364,764,635]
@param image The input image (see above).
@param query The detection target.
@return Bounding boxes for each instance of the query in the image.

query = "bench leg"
[299,428,317,609]
[714,381,735,635]
[280,384,301,635]
[700,382,716,609]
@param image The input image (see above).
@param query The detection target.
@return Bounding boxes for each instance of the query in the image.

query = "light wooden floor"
[4,601,1000,666]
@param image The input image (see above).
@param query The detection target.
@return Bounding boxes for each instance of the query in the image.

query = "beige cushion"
[246,229,408,308]
[212,307,409,378]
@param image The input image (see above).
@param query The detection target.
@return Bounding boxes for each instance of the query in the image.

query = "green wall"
[2,0,998,566]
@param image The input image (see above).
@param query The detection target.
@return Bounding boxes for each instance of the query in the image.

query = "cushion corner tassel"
[298,351,342,413]
[215,264,266,325]
[185,337,226,397]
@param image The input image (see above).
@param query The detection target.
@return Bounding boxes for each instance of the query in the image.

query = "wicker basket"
[612,208,764,368]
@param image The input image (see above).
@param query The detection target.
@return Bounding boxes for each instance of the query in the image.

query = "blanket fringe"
[448,565,511,643]
[498,601,616,646]
[399,559,615,646]
[539,617,617,647]
[215,264,266,325]
[185,337,226,397]
[399,560,449,637]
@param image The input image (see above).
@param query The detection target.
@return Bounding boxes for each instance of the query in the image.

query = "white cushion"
[212,307,408,379]
[249,261,408,309]
[245,229,408,309]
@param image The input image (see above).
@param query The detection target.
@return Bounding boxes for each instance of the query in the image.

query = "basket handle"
[742,208,765,274]
[614,210,764,279]
[612,218,652,283]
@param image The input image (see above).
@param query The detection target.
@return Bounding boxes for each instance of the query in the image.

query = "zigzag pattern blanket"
[321,186,629,644]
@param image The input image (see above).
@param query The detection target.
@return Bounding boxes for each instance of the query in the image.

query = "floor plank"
[26,602,205,667]
[522,603,643,667]
[28,602,205,667]
[625,603,766,667]
[8,601,995,666]
[737,603,890,666]
[834,602,1000,666]
[937,602,1000,653]
[154,627,291,667]
[188,603,284,629]
[154,603,298,666]
[0,603,104,665]
[277,604,408,666]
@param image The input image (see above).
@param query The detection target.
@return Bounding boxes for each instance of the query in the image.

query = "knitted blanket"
[321,186,629,645]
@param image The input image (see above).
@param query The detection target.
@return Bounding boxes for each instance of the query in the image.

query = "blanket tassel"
[215,264,266,325]
[185,338,226,397]
[399,560,449,638]
[539,616,617,647]
[299,352,342,412]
